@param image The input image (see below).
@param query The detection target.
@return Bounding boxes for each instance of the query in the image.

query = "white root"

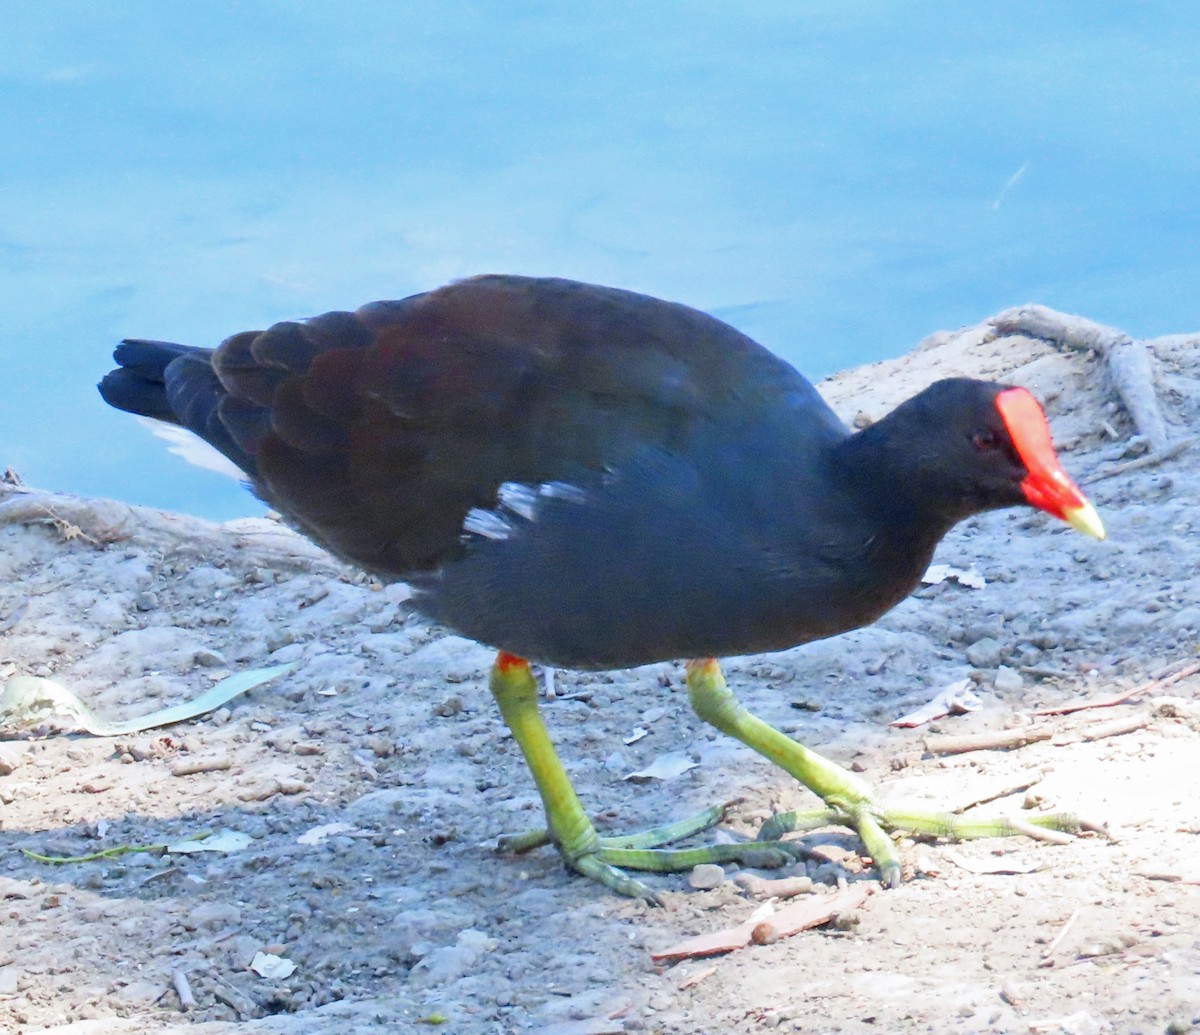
[991,304,1171,452]
[1105,339,1169,451]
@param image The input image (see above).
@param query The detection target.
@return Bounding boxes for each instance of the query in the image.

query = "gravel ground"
[1,309,1198,1034]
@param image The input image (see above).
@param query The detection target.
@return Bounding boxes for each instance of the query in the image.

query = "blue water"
[3,3,1198,520]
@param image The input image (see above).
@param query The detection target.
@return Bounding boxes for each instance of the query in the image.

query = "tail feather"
[113,339,210,380]
[99,340,259,477]
[99,339,210,417]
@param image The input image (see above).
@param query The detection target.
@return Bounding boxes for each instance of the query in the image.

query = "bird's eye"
[972,430,1000,451]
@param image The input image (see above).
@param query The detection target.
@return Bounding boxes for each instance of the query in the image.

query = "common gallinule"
[100,275,1105,899]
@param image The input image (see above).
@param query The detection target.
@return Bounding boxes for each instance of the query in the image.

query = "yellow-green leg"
[489,653,800,901]
[685,659,1085,887]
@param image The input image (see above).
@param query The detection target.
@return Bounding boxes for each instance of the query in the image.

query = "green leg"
[489,653,799,901]
[685,659,1084,888]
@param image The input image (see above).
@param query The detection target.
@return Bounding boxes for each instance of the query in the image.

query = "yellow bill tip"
[1064,500,1106,540]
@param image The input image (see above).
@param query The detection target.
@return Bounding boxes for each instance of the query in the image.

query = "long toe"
[760,802,1090,885]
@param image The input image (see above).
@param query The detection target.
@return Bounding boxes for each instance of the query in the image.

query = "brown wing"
[181,275,838,577]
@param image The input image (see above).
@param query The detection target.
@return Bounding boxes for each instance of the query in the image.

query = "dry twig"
[1034,661,1200,716]
[732,873,814,900]
[678,966,717,990]
[1079,715,1153,742]
[651,884,871,962]
[951,776,1042,813]
[1007,818,1074,846]
[0,598,29,635]
[1084,437,1193,483]
[1040,907,1082,964]
[924,727,1052,756]
[992,305,1170,452]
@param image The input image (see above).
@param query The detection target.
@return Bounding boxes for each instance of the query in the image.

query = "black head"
[845,377,1104,536]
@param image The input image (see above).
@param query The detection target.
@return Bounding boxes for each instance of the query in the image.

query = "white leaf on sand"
[168,829,253,854]
[624,752,697,782]
[250,951,297,979]
[945,850,1043,875]
[297,822,367,845]
[1026,1011,1102,1035]
[0,664,295,737]
[890,679,982,728]
[748,901,776,923]
[623,727,648,745]
[921,564,987,589]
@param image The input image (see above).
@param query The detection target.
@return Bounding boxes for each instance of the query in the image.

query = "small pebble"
[362,735,394,758]
[432,696,465,717]
[294,742,325,756]
[1114,609,1156,634]
[184,901,242,931]
[688,863,726,890]
[1121,435,1151,459]
[408,929,495,987]
[170,755,232,777]
[993,666,1023,693]
[965,637,1003,668]
[238,778,282,802]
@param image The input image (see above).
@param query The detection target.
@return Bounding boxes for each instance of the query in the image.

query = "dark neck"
[832,418,963,559]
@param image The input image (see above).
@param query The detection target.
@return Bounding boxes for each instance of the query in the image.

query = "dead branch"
[924,727,1052,756]
[991,304,1170,451]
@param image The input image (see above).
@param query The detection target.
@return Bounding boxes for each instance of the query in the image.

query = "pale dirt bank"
[1,308,1198,1035]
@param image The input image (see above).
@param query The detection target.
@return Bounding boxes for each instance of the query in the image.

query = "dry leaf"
[624,752,697,782]
[945,850,1043,875]
[250,951,297,979]
[297,823,368,845]
[890,679,981,728]
[922,564,986,589]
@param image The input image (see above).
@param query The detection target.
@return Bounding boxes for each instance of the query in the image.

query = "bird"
[99,274,1105,900]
